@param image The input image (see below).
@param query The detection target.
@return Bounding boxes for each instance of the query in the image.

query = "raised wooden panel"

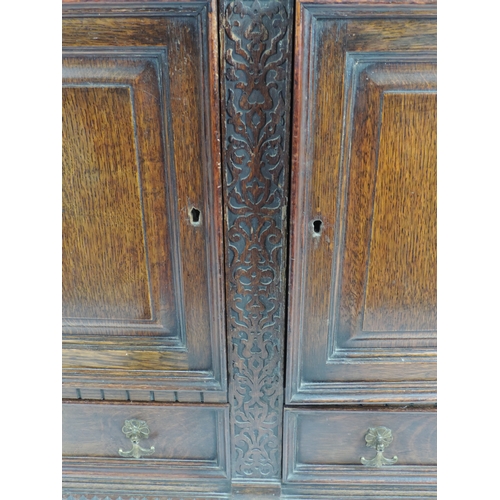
[62,2,225,396]
[63,57,178,337]
[287,4,437,404]
[283,408,436,497]
[62,401,230,493]
[63,86,149,323]
[335,54,437,354]
[362,92,437,334]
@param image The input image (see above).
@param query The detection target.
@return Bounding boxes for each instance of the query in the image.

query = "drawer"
[62,401,230,496]
[283,408,436,498]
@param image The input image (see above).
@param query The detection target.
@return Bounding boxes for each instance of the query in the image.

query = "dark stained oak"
[63,497,226,500]
[282,408,436,497]
[363,92,437,333]
[62,401,230,493]
[337,59,437,348]
[63,402,226,461]
[287,2,437,404]
[62,1,226,397]
[62,386,211,402]
[62,62,176,334]
[63,496,230,500]
[61,0,438,496]
[286,409,436,467]
[63,86,152,322]
[219,0,294,480]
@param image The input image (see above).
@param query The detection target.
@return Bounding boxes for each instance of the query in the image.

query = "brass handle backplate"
[118,419,155,459]
[360,426,398,467]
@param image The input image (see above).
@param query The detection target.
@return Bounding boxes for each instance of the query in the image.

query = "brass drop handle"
[118,419,155,459]
[360,426,398,467]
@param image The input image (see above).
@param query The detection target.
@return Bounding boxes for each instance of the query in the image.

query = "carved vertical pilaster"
[220,0,293,480]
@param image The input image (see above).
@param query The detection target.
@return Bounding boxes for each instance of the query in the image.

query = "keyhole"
[312,219,322,236]
[189,207,201,225]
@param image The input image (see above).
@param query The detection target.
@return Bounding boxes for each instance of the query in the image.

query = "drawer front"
[62,401,230,485]
[283,408,436,496]
[287,3,437,404]
[62,1,225,396]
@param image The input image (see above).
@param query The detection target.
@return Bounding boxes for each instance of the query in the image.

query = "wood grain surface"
[63,400,230,491]
[363,92,437,333]
[62,2,226,396]
[63,86,152,322]
[288,409,436,467]
[63,402,222,460]
[283,408,436,496]
[287,4,437,404]
[61,0,439,495]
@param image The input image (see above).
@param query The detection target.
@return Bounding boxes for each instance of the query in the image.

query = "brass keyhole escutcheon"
[118,419,155,459]
[360,426,398,467]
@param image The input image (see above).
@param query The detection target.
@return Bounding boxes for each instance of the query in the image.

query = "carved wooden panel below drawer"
[283,408,436,498]
[63,401,230,494]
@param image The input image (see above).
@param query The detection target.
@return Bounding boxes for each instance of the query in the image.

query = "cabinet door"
[287,3,436,404]
[62,1,225,398]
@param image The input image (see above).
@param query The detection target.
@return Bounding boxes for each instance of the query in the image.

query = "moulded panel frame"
[62,401,231,495]
[282,407,437,497]
[286,2,437,405]
[62,1,226,396]
[62,48,186,347]
[327,50,437,360]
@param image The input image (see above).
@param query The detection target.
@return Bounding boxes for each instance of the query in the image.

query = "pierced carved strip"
[221,0,293,479]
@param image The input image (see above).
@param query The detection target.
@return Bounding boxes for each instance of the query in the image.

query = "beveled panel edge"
[196,0,228,401]
[286,0,314,408]
[286,3,437,406]
[62,48,185,344]
[300,2,436,18]
[63,483,230,499]
[62,1,208,16]
[288,381,437,404]
[281,484,436,499]
[283,408,436,495]
[327,51,437,359]
[63,493,229,500]
[62,367,225,392]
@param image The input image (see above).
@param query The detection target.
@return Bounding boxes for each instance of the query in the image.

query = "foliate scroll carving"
[221,0,293,479]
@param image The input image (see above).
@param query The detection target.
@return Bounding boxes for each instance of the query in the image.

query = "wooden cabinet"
[287,3,437,405]
[281,4,437,495]
[62,2,226,399]
[62,0,437,498]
